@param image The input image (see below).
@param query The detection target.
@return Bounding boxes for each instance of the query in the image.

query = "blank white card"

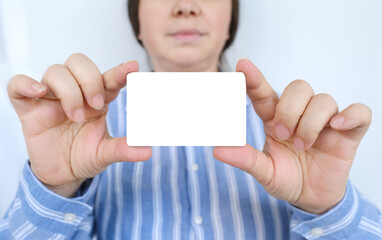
[125,72,246,146]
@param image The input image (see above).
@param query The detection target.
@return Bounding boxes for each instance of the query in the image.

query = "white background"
[0,0,381,217]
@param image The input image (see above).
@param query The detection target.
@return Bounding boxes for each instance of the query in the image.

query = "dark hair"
[128,0,239,54]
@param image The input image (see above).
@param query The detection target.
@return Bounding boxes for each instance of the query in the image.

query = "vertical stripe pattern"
[101,166,113,239]
[249,100,284,240]
[245,174,266,240]
[203,146,224,240]
[132,162,144,240]
[170,147,182,240]
[1,91,381,239]
[225,165,245,240]
[186,147,204,240]
[152,147,162,240]
[114,163,124,240]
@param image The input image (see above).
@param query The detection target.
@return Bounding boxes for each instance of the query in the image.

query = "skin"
[7,0,371,215]
[138,0,231,72]
[213,60,371,214]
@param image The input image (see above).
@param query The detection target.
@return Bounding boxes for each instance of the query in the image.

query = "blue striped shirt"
[1,88,381,240]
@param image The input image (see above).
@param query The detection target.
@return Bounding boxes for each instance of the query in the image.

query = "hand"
[213,58,372,214]
[8,53,152,197]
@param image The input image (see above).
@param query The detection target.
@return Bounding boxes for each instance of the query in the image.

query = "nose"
[172,0,201,17]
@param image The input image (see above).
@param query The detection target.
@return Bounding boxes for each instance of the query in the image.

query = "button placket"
[185,146,204,235]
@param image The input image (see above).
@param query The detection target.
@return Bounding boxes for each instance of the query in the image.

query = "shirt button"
[64,213,77,223]
[195,216,203,225]
[191,163,199,171]
[310,227,324,237]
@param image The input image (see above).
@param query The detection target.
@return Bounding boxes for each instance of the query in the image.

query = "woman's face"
[138,0,232,71]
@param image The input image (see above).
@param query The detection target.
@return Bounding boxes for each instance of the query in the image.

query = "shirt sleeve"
[288,181,382,240]
[0,161,100,240]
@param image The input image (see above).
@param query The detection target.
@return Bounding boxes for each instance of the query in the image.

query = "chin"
[168,51,206,70]
[175,58,200,67]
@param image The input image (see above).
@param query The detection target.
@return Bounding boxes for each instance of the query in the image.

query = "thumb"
[236,58,279,122]
[99,136,152,165]
[213,144,275,187]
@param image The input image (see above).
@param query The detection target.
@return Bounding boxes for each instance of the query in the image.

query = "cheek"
[205,5,231,40]
[138,4,165,41]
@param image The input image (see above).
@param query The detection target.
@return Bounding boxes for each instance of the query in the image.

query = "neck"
[152,57,220,72]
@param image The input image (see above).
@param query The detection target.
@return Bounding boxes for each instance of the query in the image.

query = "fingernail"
[331,116,344,128]
[92,94,104,110]
[73,109,85,123]
[32,83,46,93]
[294,137,305,151]
[275,124,290,140]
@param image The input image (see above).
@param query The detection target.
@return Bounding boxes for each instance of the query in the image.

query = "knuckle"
[296,122,320,142]
[292,79,309,86]
[67,52,87,63]
[314,93,338,110]
[65,53,102,86]
[352,103,372,124]
[364,105,372,119]
[65,89,82,100]
[83,71,102,86]
[8,74,24,86]
[10,74,27,81]
[7,74,27,92]
[352,102,370,111]
[290,79,308,87]
[314,93,336,104]
[289,79,314,94]
[45,64,66,80]
[275,105,301,124]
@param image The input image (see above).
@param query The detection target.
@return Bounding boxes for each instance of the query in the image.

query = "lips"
[169,29,206,42]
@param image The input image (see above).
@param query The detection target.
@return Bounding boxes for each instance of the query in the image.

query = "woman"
[1,0,381,239]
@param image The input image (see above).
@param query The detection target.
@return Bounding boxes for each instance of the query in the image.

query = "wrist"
[291,202,337,215]
[43,180,84,198]
[29,162,85,198]
[291,190,346,215]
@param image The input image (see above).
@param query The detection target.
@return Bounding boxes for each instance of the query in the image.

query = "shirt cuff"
[288,181,361,239]
[15,162,99,235]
